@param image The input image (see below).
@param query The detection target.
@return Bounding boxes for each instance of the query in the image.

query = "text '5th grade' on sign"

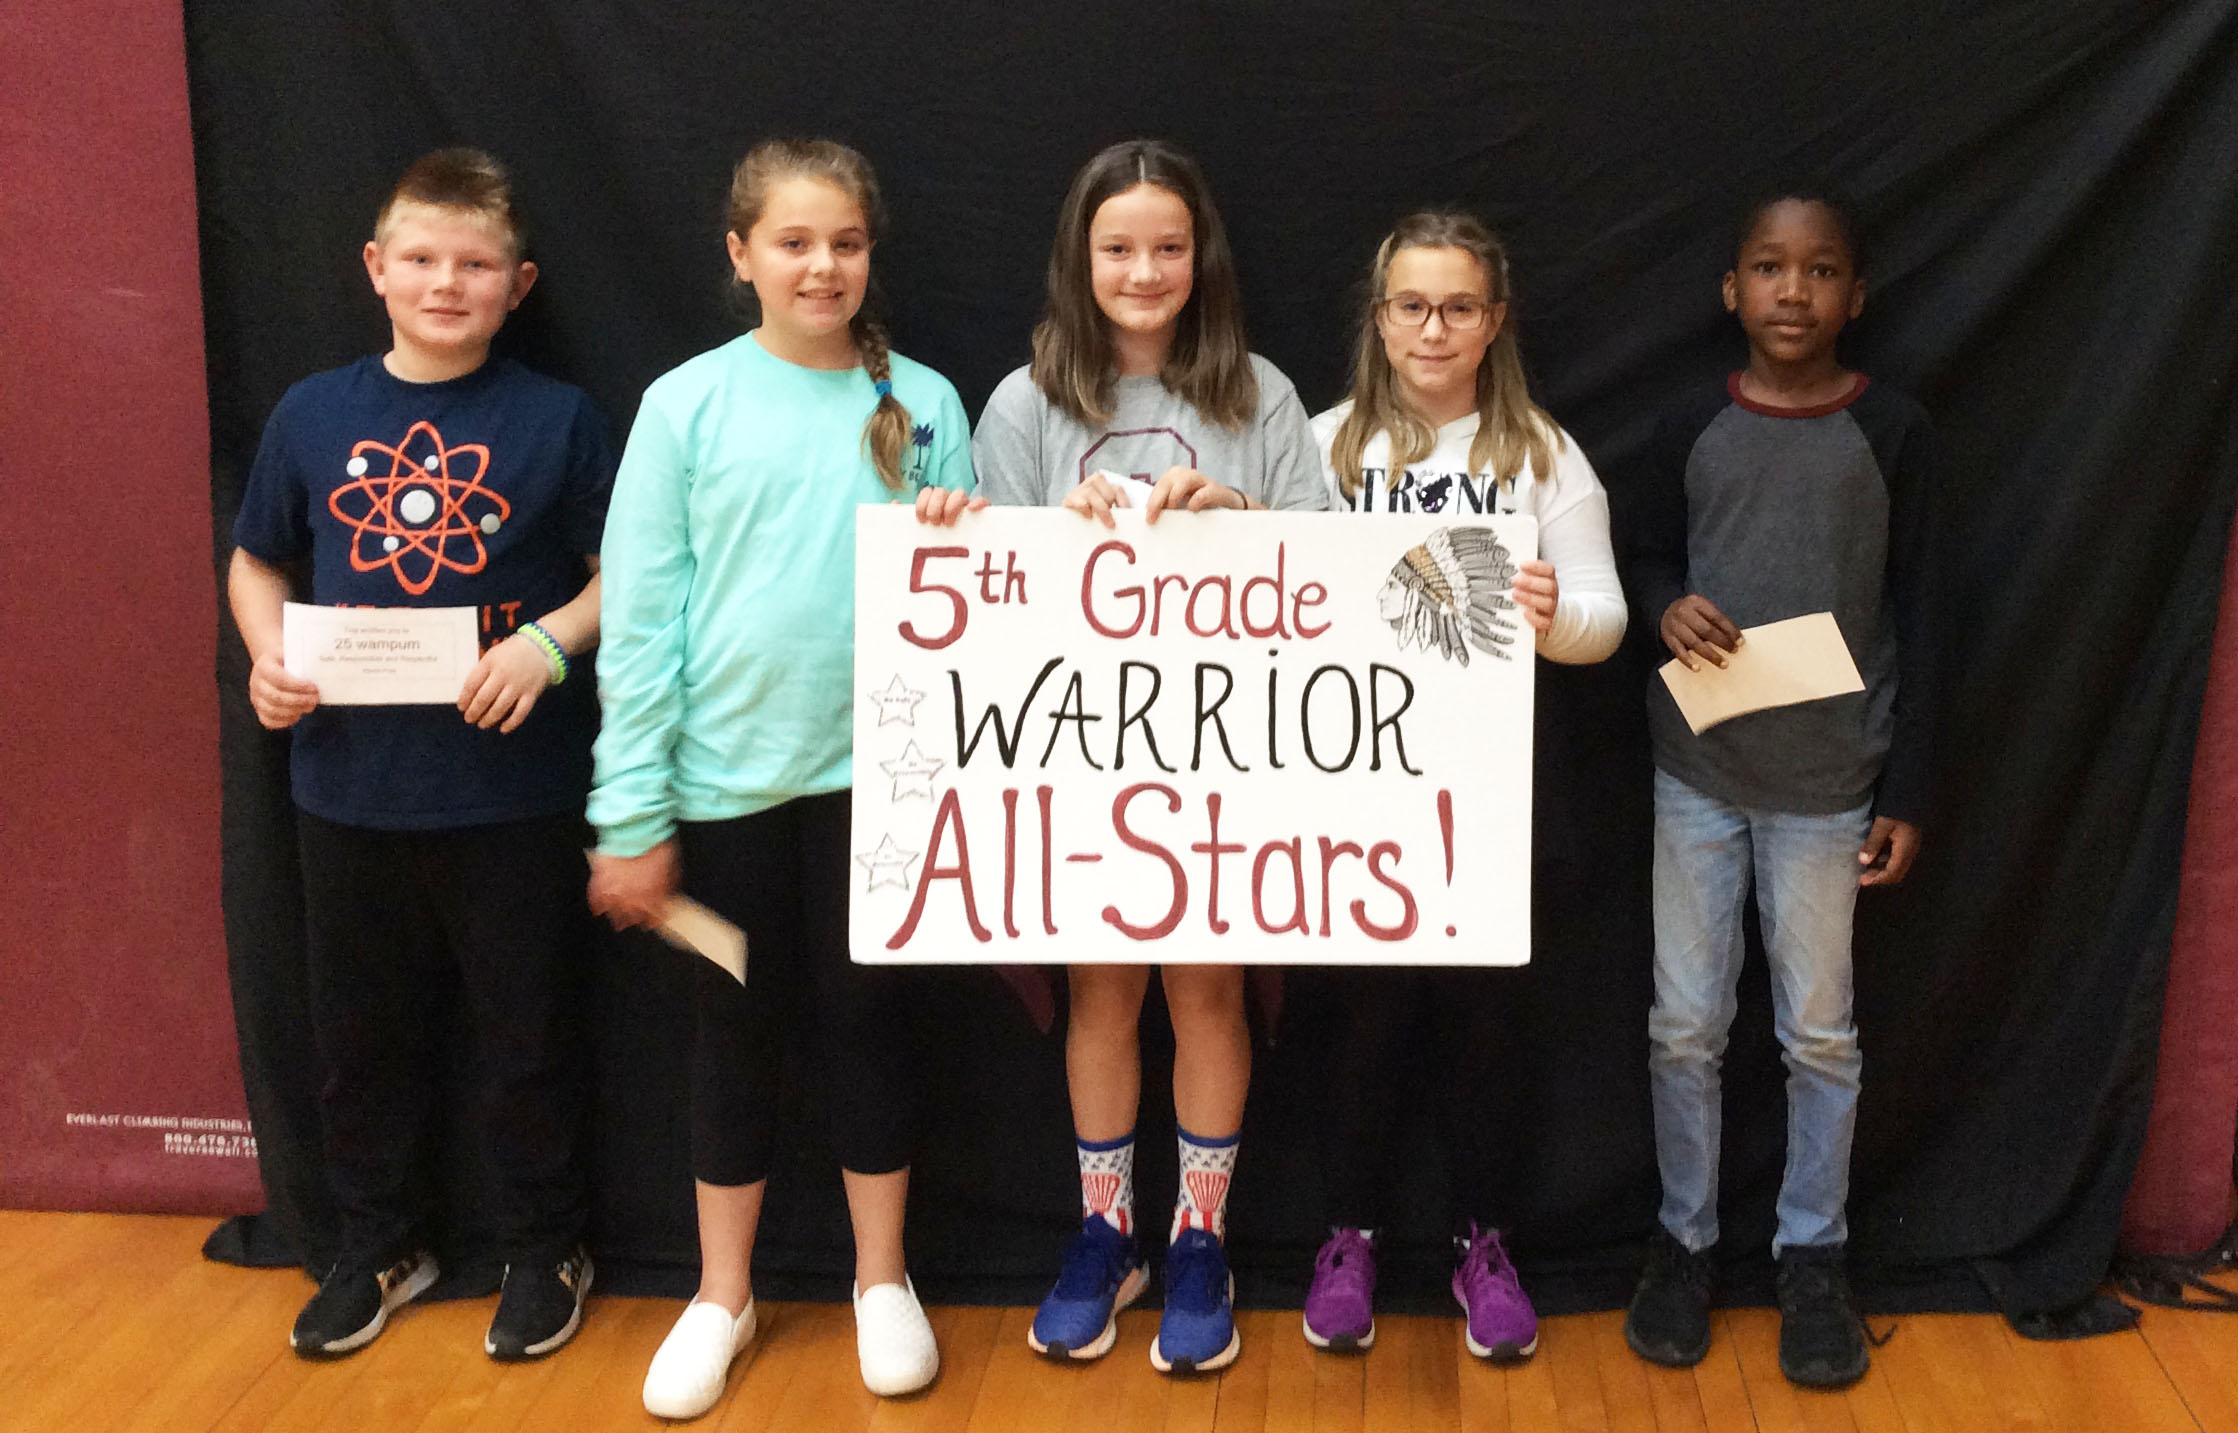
[851,507,1537,965]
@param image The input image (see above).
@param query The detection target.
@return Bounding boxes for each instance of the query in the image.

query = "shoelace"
[1052,1226,1126,1298]
[1780,1256,1894,1346]
[1457,1225,1518,1290]
[1318,1229,1372,1275]
[1167,1236,1226,1309]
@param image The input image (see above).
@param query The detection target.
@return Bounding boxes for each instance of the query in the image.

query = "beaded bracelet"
[518,620,569,685]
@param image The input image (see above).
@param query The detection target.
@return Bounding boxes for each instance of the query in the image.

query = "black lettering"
[952,658,1062,768]
[1192,663,1247,772]
[1369,663,1421,775]
[1115,661,1175,772]
[1301,664,1363,773]
[1040,670,1105,770]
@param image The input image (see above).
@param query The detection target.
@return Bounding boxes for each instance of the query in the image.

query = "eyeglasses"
[1379,292,1493,330]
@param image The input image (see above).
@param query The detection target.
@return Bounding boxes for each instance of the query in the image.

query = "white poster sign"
[851,507,1536,965]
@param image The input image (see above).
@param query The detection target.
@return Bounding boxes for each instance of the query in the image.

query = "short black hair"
[1734,186,1864,278]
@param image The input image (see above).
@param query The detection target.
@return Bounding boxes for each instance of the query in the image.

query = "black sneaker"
[291,1248,440,1357]
[486,1246,594,1360]
[1776,1245,1868,1389]
[1624,1229,1714,1367]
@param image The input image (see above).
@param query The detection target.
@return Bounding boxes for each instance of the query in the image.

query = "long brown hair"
[1030,140,1257,430]
[1329,212,1562,499]
[726,139,912,490]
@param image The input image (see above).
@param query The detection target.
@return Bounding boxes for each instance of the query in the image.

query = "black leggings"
[1303,965,1531,1232]
[679,792,916,1184]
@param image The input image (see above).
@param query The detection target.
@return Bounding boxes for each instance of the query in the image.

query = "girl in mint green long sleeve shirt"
[588,329,970,857]
[586,140,971,1417]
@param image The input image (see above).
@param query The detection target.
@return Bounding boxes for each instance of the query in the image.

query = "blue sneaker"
[1150,1228,1241,1374]
[1029,1217,1148,1360]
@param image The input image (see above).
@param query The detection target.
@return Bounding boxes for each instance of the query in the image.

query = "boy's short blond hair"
[373,148,525,258]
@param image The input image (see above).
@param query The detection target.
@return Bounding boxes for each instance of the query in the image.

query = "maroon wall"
[2122,514,2238,1256]
[0,0,257,1211]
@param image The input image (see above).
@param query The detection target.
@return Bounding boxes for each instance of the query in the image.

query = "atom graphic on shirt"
[329,419,509,596]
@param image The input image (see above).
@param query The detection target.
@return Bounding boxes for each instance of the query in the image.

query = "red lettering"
[1081,541,1143,638]
[1189,794,1246,934]
[1184,575,1239,638]
[1351,841,1418,940]
[1251,839,1309,935]
[1101,783,1188,939]
[1037,785,1058,935]
[901,546,970,650]
[1151,573,1188,634]
[885,789,992,948]
[1316,837,1366,936]
[1238,543,1291,639]
[1001,787,1021,939]
[1088,541,1329,644]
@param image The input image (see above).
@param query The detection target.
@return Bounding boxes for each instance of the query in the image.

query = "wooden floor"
[5,1213,2238,1432]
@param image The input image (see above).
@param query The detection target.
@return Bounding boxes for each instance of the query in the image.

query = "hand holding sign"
[1062,470,1142,528]
[1143,467,1248,519]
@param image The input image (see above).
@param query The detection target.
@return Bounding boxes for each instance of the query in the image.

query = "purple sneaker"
[1453,1224,1538,1362]
[1302,1227,1376,1351]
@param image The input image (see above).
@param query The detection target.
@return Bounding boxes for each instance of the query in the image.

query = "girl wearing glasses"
[1297,212,1625,1362]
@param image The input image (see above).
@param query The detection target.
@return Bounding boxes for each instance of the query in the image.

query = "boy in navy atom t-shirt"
[1618,193,1934,1391]
[228,150,614,1363]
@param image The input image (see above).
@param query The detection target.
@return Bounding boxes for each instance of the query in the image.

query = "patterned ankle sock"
[1172,1126,1240,1241]
[1077,1131,1135,1234]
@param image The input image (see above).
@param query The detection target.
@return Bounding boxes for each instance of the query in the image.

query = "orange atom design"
[329,419,510,596]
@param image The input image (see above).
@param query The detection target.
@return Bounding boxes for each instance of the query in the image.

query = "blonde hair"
[1029,140,1258,430]
[375,148,525,258]
[1329,212,1563,499]
[726,138,912,490]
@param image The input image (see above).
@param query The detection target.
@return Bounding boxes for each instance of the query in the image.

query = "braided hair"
[727,138,912,490]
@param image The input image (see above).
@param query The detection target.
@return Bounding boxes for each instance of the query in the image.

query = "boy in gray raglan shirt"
[1619,193,1935,1394]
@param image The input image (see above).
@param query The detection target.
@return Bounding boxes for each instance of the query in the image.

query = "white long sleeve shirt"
[1310,403,1626,664]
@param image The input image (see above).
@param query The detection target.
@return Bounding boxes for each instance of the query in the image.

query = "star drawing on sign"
[879,741,946,802]
[870,673,927,727]
[855,834,921,893]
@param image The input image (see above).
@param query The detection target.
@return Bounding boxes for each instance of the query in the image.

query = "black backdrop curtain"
[189,1,2238,1320]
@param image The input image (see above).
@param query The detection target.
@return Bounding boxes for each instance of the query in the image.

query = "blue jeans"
[1647,769,1871,1254]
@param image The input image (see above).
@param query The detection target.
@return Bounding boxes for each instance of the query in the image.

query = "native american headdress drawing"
[1378,526,1521,664]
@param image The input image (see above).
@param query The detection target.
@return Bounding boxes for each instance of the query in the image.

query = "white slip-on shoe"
[642,1299,757,1420]
[853,1278,939,1396]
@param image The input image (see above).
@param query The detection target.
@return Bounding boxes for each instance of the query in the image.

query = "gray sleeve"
[970,369,1050,507]
[1253,362,1332,512]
